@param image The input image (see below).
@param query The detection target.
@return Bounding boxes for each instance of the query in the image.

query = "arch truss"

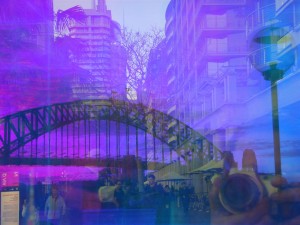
[0,99,208,165]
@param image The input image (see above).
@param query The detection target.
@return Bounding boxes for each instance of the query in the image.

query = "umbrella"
[156,171,191,181]
[189,159,224,174]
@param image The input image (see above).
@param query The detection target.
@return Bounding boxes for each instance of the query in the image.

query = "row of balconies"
[247,2,297,72]
[165,0,175,21]
[195,41,247,62]
[198,18,245,35]
[249,44,294,73]
[165,0,245,37]
[275,0,293,13]
[195,0,246,16]
[200,0,246,6]
[246,4,279,37]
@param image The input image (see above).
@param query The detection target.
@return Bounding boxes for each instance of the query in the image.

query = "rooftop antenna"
[122,7,125,30]
[97,0,107,12]
[91,0,95,9]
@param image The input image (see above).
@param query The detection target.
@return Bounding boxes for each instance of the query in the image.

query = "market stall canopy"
[189,159,224,174]
[156,171,191,181]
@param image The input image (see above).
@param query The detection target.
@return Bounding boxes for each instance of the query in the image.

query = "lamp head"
[249,25,294,80]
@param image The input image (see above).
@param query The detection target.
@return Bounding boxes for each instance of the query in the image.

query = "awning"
[189,159,224,174]
[156,171,191,181]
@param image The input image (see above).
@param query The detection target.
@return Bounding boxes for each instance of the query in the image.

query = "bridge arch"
[0,99,213,165]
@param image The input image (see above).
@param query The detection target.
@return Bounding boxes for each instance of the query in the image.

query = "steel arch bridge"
[0,99,210,166]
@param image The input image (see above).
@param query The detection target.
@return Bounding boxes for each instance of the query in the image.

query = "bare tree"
[121,27,164,101]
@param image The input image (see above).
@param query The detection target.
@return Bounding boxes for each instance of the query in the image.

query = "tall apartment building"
[145,39,169,113]
[151,0,300,175]
[245,0,300,176]
[70,0,127,100]
[162,0,258,162]
[0,0,55,115]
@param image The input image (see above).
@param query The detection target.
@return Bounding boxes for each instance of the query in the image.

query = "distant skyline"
[53,0,170,32]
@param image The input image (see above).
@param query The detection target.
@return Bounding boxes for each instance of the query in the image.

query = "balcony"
[165,0,175,21]
[165,14,174,32]
[249,45,293,72]
[199,19,245,38]
[275,0,293,14]
[246,4,279,38]
[202,0,246,5]
[166,63,174,75]
[166,30,174,44]
[196,0,246,14]
[199,45,247,62]
[166,46,174,57]
[167,105,176,115]
[167,75,175,86]
[277,31,293,54]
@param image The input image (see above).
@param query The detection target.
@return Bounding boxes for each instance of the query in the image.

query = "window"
[206,14,227,28]
[207,62,228,76]
[207,38,228,53]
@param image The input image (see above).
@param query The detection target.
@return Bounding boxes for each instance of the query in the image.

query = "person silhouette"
[209,149,300,225]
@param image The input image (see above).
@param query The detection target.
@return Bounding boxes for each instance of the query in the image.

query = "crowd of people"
[19,151,300,225]
[21,185,66,225]
[20,175,197,225]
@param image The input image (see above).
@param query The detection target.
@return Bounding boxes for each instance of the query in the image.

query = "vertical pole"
[78,120,80,158]
[99,119,101,159]
[73,122,75,158]
[66,124,69,158]
[61,126,63,158]
[88,118,91,158]
[55,127,58,158]
[116,120,120,158]
[136,126,139,158]
[84,112,87,158]
[126,123,129,155]
[106,120,109,158]
[108,108,111,158]
[95,119,98,159]
[145,130,147,161]
[271,80,281,175]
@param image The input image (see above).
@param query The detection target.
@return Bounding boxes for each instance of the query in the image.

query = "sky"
[53,0,170,32]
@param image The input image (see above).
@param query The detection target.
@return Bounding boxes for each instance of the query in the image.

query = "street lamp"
[249,25,294,175]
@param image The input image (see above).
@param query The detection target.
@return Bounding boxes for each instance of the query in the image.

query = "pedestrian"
[179,181,190,215]
[114,180,125,208]
[122,181,138,208]
[98,181,116,209]
[144,174,165,224]
[22,199,40,225]
[162,185,173,224]
[44,185,66,225]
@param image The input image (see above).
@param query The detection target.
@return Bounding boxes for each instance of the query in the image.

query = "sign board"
[1,191,20,225]
[1,172,19,188]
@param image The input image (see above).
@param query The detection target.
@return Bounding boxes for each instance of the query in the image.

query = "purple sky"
[53,0,170,32]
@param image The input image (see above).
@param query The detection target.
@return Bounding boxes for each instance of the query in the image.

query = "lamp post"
[250,26,293,176]
[261,63,284,175]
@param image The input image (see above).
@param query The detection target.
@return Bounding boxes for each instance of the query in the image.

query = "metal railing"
[246,4,278,36]
[202,0,246,5]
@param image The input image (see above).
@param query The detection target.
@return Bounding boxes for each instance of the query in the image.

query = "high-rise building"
[144,39,169,113]
[245,0,300,175]
[162,0,254,161]
[70,0,127,100]
[156,0,300,175]
[0,0,55,114]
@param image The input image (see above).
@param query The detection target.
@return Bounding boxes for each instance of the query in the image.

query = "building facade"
[144,39,169,113]
[162,0,256,162]
[70,0,127,100]
[148,0,300,177]
[0,0,55,115]
[245,0,300,176]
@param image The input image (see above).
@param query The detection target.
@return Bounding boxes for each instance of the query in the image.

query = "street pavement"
[169,207,211,225]
[80,207,210,225]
